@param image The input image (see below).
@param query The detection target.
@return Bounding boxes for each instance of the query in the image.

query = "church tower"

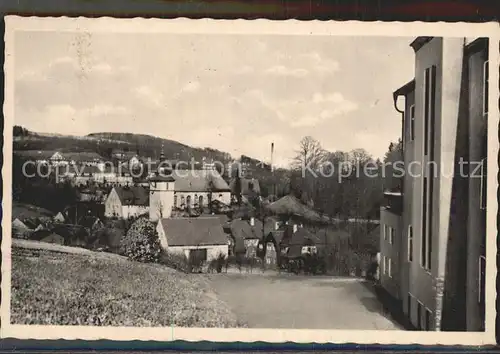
[149,174,175,221]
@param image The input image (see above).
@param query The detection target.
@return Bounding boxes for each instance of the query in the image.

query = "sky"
[14,31,415,166]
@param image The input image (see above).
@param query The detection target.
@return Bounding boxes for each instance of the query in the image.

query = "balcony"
[382,191,403,216]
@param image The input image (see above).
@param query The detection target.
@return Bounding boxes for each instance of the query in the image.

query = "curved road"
[208,272,402,330]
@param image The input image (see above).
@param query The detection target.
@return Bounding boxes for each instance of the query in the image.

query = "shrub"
[188,253,206,273]
[119,218,161,263]
[159,251,190,273]
[214,252,227,273]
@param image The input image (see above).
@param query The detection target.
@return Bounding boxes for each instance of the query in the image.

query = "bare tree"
[292,136,327,171]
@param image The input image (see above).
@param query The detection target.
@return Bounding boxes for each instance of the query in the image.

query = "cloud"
[88,104,129,117]
[302,52,340,74]
[290,95,358,128]
[233,65,254,75]
[134,85,164,107]
[265,65,308,78]
[181,81,201,93]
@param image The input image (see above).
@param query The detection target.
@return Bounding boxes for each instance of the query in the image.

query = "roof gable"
[159,217,228,247]
[113,186,149,206]
[170,169,230,192]
[230,178,261,195]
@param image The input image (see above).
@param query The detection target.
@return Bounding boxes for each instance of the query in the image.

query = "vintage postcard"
[1,16,499,345]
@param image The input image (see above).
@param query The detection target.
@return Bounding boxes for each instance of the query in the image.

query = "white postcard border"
[2,15,499,345]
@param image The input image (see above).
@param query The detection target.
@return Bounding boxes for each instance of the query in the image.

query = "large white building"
[380,37,488,331]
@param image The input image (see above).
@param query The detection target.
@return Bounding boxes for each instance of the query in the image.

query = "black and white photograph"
[1,17,498,345]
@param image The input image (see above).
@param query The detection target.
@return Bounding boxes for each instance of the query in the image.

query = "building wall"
[156,224,229,262]
[149,181,174,221]
[104,188,123,218]
[173,191,231,208]
[401,89,416,318]
[406,37,443,330]
[244,238,259,258]
[407,37,468,331]
[466,45,488,331]
[122,205,149,219]
[435,38,468,331]
[167,245,229,262]
[379,209,402,300]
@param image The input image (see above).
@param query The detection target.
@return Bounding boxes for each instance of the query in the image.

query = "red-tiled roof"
[159,217,228,247]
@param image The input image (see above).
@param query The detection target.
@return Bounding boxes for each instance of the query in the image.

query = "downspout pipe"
[393,92,405,148]
[393,92,405,194]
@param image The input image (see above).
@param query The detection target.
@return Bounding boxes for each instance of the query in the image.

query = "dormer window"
[409,104,415,141]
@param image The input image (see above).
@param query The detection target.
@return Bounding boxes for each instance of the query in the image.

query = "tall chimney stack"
[270,142,274,172]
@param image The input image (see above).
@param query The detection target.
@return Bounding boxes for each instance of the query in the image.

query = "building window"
[199,195,204,207]
[424,65,437,157]
[409,104,415,141]
[180,195,185,208]
[425,308,432,331]
[190,248,207,263]
[186,195,192,208]
[483,60,489,115]
[480,158,487,210]
[388,258,392,278]
[382,256,386,275]
[421,65,436,273]
[408,225,413,262]
[422,173,434,270]
[479,255,486,304]
[389,227,394,245]
[173,194,177,207]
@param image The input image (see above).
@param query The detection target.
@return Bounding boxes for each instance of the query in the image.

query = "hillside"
[11,241,240,327]
[14,128,238,164]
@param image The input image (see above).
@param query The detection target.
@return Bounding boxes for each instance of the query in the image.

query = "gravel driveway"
[208,272,403,330]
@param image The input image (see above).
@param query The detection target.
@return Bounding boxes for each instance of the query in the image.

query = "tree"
[292,136,326,172]
[233,168,242,206]
[119,217,161,263]
[383,138,404,192]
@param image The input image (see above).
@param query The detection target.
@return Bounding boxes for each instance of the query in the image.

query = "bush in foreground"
[119,217,161,263]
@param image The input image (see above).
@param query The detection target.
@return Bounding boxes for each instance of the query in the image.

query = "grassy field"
[11,246,239,327]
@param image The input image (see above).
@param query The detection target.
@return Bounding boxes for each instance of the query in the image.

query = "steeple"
[160,143,165,161]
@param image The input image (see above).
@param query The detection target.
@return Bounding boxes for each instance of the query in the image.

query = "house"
[50,224,89,247]
[381,37,489,331]
[227,217,264,258]
[78,215,104,231]
[156,217,229,262]
[230,178,261,200]
[12,218,31,239]
[53,212,66,223]
[29,227,65,245]
[280,225,317,259]
[104,186,149,219]
[169,169,231,210]
[65,152,104,166]
[266,194,330,224]
[93,164,133,185]
[12,218,29,231]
